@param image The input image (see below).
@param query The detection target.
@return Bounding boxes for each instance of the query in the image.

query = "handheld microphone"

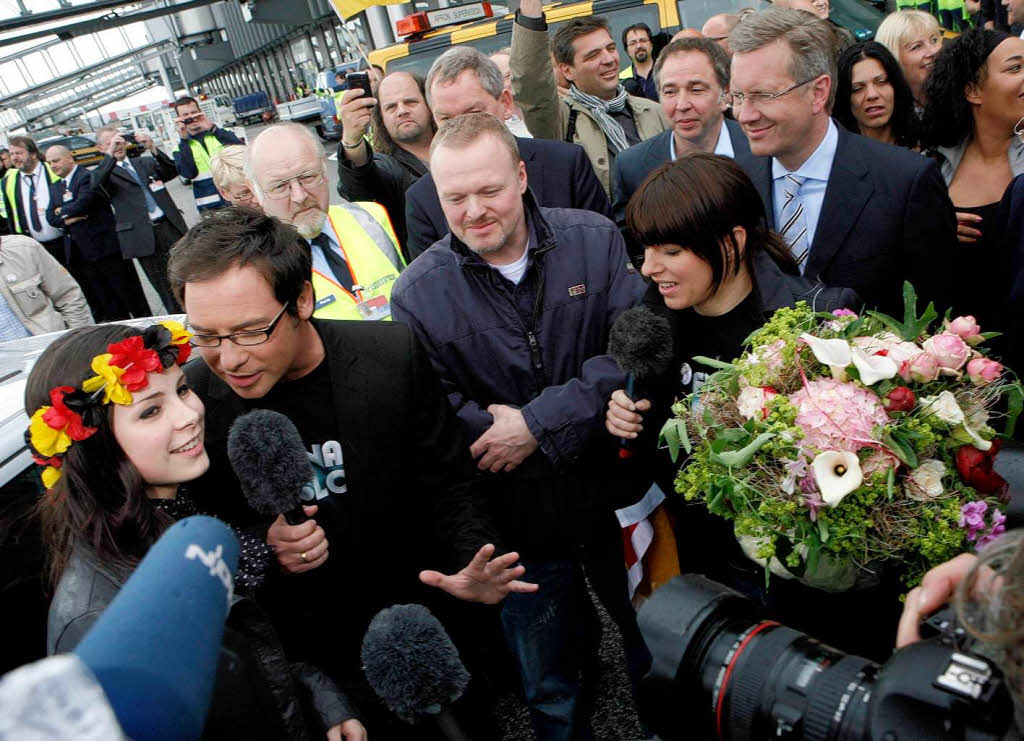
[361,604,471,741]
[228,409,314,525]
[607,306,674,459]
[73,515,239,741]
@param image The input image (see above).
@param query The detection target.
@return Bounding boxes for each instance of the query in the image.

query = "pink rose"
[832,309,858,318]
[922,333,971,373]
[901,352,940,383]
[967,357,1003,386]
[947,316,984,346]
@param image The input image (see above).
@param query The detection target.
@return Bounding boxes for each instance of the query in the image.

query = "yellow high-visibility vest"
[311,202,404,321]
[2,164,60,234]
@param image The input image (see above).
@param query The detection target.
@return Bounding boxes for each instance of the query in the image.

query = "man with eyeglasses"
[728,8,956,315]
[619,23,659,101]
[171,205,535,738]
[248,122,404,322]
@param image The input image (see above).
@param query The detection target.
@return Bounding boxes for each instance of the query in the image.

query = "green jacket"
[510,15,669,197]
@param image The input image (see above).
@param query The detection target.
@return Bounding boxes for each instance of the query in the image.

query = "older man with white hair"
[247,122,404,321]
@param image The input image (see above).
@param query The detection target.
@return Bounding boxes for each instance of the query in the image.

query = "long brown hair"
[626,152,798,293]
[26,325,174,589]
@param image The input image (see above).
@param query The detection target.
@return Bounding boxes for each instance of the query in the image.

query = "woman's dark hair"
[921,28,1012,150]
[834,41,920,149]
[371,71,436,156]
[26,325,174,589]
[167,205,311,317]
[626,152,799,293]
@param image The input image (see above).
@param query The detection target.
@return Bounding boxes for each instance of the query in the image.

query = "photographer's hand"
[896,553,977,648]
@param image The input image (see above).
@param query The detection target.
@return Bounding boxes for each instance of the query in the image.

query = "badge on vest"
[568,283,587,297]
[149,180,165,192]
[356,295,391,321]
[315,294,337,310]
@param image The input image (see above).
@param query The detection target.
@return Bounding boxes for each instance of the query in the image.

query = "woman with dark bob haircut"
[920,28,1024,328]
[29,323,362,740]
[834,41,920,149]
[603,155,921,660]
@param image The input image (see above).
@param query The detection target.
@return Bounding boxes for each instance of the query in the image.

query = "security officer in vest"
[2,136,66,266]
[172,96,243,213]
[248,123,404,322]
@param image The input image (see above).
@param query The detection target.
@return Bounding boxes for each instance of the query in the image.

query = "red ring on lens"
[715,620,780,739]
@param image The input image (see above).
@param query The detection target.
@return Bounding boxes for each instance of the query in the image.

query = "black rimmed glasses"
[188,302,291,348]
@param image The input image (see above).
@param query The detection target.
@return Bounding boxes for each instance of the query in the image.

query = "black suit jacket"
[45,166,121,263]
[91,151,186,259]
[184,318,501,680]
[611,118,759,237]
[403,136,612,259]
[746,127,956,315]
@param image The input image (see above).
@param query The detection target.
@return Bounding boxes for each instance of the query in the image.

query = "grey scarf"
[567,84,631,154]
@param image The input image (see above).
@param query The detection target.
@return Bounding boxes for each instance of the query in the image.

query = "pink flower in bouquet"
[959,500,989,541]
[900,352,940,383]
[832,309,858,318]
[753,339,787,371]
[976,509,1007,549]
[946,316,984,346]
[922,333,971,373]
[789,378,889,453]
[966,358,1002,387]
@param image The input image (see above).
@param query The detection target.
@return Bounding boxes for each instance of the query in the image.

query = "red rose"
[955,440,1008,496]
[883,386,916,414]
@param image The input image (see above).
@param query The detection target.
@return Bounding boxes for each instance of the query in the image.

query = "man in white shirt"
[611,37,762,239]
[728,7,956,313]
[1,136,65,265]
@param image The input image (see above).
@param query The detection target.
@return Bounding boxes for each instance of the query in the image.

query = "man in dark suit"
[92,125,185,314]
[170,206,536,739]
[612,37,760,240]
[44,145,150,321]
[728,8,956,314]
[404,46,611,259]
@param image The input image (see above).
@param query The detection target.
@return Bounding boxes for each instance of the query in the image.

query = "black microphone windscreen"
[227,409,313,518]
[608,306,674,380]
[361,604,470,724]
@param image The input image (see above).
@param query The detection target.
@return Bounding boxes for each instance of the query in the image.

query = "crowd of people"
[3,2,1024,739]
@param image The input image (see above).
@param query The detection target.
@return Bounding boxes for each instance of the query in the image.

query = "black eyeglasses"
[721,76,819,109]
[188,302,290,348]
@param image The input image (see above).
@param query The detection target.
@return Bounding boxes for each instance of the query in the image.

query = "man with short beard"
[250,123,405,322]
[336,71,435,260]
[391,113,648,740]
[619,23,658,101]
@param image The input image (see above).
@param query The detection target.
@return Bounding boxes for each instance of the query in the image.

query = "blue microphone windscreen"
[74,516,239,741]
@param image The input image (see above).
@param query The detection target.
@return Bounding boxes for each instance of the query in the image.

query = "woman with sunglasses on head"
[30,322,364,741]
[921,28,1024,331]
[834,41,921,149]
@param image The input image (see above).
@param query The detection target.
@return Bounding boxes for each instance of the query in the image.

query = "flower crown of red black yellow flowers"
[27,320,193,489]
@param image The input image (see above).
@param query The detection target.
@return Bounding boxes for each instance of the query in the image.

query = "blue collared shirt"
[668,118,735,161]
[771,119,839,250]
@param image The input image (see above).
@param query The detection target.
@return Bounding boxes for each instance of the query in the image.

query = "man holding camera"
[336,70,435,261]
[172,95,243,213]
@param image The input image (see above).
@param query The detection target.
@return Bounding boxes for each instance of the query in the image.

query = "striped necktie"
[779,174,808,272]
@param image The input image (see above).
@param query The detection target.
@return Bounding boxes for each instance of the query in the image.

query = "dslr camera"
[638,574,1014,740]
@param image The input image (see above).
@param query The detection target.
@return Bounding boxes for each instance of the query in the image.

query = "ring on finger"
[300,551,309,563]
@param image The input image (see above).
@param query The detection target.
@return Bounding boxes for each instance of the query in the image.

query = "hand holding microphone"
[227,409,327,573]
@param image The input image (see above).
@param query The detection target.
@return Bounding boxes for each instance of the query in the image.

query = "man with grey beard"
[336,70,435,260]
[248,123,405,322]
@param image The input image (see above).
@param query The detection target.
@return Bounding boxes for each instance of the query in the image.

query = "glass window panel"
[97,28,128,55]
[73,36,102,66]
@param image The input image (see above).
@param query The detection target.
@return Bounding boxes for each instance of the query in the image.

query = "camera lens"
[639,575,876,740]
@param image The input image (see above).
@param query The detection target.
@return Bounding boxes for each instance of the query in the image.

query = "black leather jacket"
[47,545,357,739]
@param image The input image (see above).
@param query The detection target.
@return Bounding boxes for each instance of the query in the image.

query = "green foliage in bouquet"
[661,284,1021,590]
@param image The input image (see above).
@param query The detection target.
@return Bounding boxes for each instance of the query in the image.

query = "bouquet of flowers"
[661,285,1022,591]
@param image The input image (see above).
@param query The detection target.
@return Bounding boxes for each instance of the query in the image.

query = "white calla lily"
[800,334,852,381]
[811,451,863,507]
[850,346,899,385]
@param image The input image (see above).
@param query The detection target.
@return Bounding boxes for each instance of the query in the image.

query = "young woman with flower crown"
[603,154,915,660]
[27,322,363,741]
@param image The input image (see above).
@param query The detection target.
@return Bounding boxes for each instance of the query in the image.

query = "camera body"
[638,575,1013,740]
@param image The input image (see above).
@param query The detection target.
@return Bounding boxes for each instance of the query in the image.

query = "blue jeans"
[500,560,598,741]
